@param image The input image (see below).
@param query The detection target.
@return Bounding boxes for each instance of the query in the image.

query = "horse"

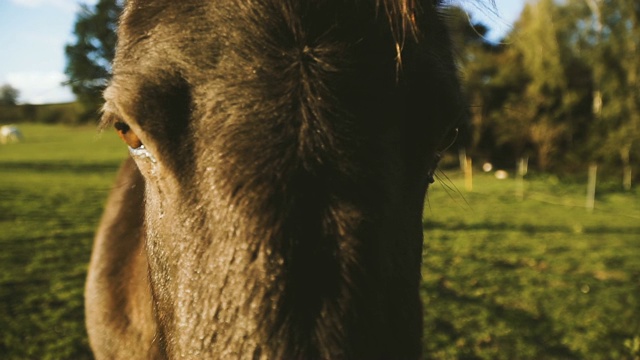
[0,125,23,144]
[86,0,465,358]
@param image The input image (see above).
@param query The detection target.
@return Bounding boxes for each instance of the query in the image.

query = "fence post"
[465,158,473,192]
[458,148,467,173]
[586,163,597,212]
[516,157,528,201]
[623,166,632,192]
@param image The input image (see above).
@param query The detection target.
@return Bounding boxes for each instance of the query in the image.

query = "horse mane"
[380,0,420,49]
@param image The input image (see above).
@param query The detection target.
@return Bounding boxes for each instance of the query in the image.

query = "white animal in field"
[0,125,23,144]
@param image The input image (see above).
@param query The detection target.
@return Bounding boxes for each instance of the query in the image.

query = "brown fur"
[85,158,160,358]
[87,0,465,358]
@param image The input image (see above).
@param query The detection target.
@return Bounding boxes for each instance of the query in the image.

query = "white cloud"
[10,0,97,13]
[5,72,76,104]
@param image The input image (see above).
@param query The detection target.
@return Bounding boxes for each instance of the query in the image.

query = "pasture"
[0,124,638,359]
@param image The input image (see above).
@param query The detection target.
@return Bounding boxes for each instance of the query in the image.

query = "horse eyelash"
[427,127,459,185]
[438,127,459,154]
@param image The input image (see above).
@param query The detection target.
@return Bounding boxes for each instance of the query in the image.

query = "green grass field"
[1,124,639,359]
[423,171,640,359]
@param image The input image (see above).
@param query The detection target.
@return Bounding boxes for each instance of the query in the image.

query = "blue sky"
[0,0,525,104]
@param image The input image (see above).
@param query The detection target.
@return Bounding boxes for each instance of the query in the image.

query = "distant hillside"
[0,102,100,125]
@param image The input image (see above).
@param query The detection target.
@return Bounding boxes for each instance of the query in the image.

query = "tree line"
[450,0,638,187]
[17,0,634,185]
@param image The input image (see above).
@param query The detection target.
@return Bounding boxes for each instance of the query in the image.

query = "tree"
[577,0,640,189]
[508,0,593,171]
[462,0,593,172]
[65,0,122,120]
[451,0,637,180]
[0,84,20,105]
[443,6,516,164]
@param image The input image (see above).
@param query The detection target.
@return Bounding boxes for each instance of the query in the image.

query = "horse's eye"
[114,121,143,149]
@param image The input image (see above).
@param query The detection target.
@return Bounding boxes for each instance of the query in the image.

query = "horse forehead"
[117,1,378,53]
[112,2,358,100]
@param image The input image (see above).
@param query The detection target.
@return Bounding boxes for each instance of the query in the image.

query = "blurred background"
[0,0,638,359]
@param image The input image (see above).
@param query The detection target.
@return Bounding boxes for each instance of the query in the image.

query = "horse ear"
[114,121,143,149]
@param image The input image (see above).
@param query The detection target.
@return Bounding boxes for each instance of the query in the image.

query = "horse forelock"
[114,0,451,71]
